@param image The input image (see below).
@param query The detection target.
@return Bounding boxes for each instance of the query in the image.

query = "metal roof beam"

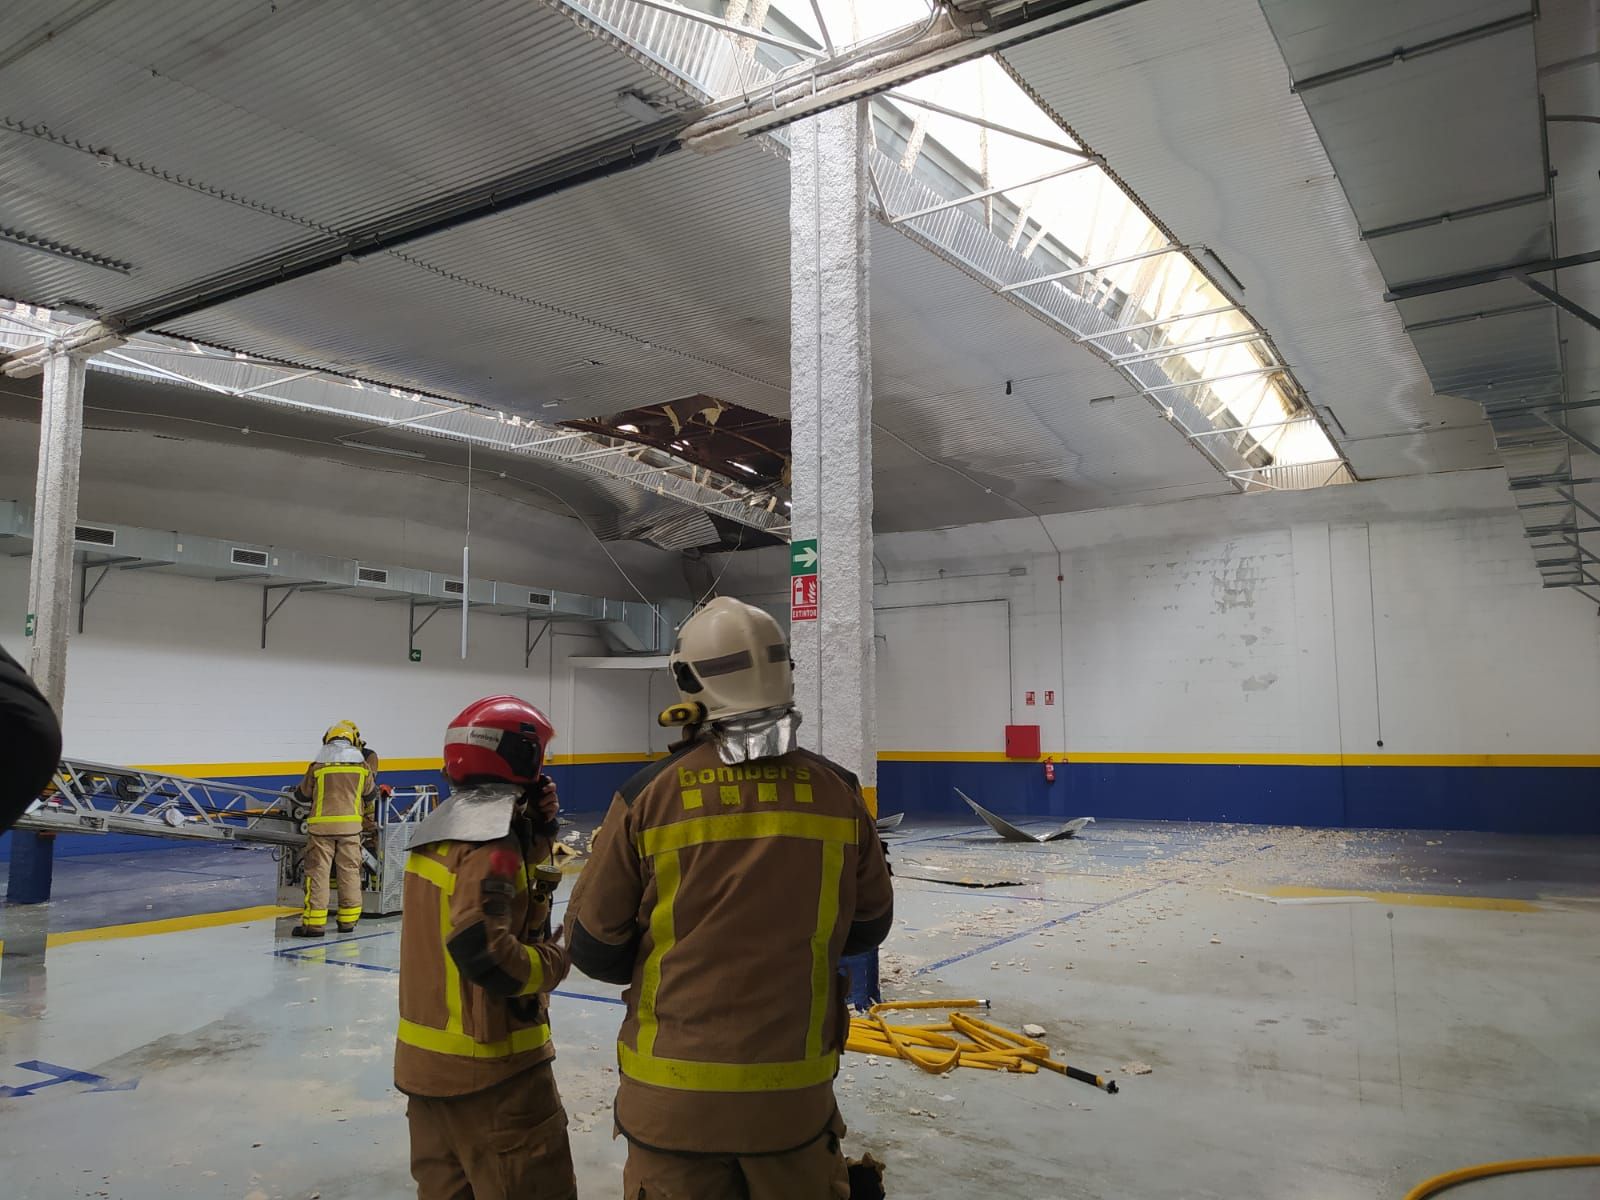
[679,0,1157,149]
[1402,300,1549,333]
[1290,11,1535,94]
[1111,329,1263,366]
[613,0,828,58]
[1362,191,1548,241]
[1534,412,1600,458]
[1074,303,1240,344]
[1139,366,1284,396]
[883,92,1093,157]
[888,160,1099,225]
[1002,244,1184,293]
[1383,249,1600,303]
[2,116,693,349]
[1518,274,1600,333]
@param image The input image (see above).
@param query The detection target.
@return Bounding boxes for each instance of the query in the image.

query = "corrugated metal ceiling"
[1001,0,1498,480]
[0,0,687,312]
[1,0,1252,536]
[6,0,1551,546]
[1255,0,1600,590]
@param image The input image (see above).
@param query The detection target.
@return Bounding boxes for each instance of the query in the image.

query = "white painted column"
[789,101,877,811]
[26,348,87,715]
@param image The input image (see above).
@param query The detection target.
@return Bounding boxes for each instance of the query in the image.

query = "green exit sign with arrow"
[790,539,819,622]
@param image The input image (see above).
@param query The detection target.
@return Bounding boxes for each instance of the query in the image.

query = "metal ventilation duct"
[0,499,688,654]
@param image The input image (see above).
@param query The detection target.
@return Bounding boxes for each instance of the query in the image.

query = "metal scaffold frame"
[21,760,308,845]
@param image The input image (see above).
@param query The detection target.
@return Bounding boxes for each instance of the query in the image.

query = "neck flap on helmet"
[710,704,803,765]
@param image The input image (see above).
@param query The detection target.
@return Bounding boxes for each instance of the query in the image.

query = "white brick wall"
[717,470,1600,758]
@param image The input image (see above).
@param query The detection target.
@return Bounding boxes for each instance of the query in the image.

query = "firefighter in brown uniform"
[291,720,378,937]
[395,695,577,1200]
[567,597,895,1199]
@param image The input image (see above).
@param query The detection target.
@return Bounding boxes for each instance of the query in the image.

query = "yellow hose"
[1404,1156,1600,1200]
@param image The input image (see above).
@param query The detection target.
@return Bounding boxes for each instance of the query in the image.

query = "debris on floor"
[1122,1061,1154,1076]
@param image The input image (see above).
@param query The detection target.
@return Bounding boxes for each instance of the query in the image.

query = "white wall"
[715,470,1600,758]
[0,550,678,767]
[0,415,687,767]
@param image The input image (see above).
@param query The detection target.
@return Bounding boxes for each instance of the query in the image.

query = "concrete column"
[26,348,87,715]
[789,102,877,812]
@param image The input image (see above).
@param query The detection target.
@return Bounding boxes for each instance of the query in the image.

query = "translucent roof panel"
[567,0,1351,490]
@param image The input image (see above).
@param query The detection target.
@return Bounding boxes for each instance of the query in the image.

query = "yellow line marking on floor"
[40,904,300,949]
[1263,885,1539,913]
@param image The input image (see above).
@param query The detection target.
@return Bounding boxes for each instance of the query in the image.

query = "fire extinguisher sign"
[790,538,819,622]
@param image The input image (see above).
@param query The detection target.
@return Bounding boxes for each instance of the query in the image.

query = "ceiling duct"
[0,499,689,654]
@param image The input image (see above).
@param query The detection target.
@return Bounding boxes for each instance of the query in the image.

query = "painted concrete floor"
[2,819,1598,1199]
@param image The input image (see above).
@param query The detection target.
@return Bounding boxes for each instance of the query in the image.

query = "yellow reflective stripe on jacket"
[617,1043,840,1092]
[404,847,545,1056]
[806,839,845,1060]
[405,851,455,895]
[627,810,855,1092]
[637,811,857,857]
[404,850,468,1051]
[311,764,368,824]
[397,1018,551,1059]
[517,944,544,997]
[635,849,681,1058]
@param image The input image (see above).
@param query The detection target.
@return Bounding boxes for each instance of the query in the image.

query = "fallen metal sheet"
[956,789,1095,843]
[876,811,905,833]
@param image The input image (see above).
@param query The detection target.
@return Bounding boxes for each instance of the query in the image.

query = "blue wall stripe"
[879,760,1600,835]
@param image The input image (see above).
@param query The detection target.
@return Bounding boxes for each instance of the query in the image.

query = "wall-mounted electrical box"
[1004,724,1041,759]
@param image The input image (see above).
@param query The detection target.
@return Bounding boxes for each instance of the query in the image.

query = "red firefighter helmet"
[442,695,555,786]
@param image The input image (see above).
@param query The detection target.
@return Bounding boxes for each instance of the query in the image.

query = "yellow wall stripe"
[125,749,1600,780]
[877,750,1600,768]
[1262,885,1540,913]
[129,752,671,778]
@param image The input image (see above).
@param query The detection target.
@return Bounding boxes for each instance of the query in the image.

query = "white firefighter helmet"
[670,597,792,721]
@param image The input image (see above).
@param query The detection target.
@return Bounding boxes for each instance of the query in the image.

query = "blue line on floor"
[273,947,626,1009]
[278,952,398,974]
[913,842,1277,975]
[270,928,396,956]
[913,886,1164,975]
[553,990,626,1007]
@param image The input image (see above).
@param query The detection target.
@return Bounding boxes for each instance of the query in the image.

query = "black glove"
[533,773,560,838]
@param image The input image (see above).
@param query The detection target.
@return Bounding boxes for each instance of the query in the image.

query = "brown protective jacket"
[394,804,571,1098]
[567,736,894,1155]
[294,743,378,837]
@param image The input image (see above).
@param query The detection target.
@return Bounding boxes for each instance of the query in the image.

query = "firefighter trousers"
[622,1115,850,1200]
[302,834,363,929]
[408,1063,576,1200]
